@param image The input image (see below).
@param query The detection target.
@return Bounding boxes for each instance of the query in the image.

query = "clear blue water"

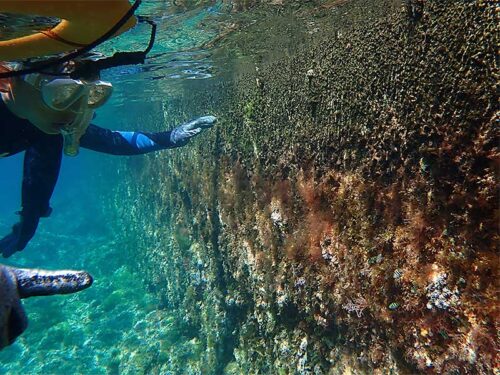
[0,106,167,373]
[2,1,495,374]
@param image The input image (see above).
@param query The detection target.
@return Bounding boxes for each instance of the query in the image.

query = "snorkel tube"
[61,108,95,156]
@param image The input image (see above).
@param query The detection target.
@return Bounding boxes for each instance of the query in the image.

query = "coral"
[425,272,460,311]
[342,296,369,318]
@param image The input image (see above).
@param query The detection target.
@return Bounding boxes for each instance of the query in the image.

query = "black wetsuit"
[0,99,178,218]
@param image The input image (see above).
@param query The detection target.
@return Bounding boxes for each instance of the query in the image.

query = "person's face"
[6,70,112,155]
[9,76,82,134]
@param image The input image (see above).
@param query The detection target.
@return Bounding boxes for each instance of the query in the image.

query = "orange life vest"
[0,0,137,61]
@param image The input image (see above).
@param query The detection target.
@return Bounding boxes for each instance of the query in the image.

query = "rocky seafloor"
[0,209,205,374]
[101,0,497,374]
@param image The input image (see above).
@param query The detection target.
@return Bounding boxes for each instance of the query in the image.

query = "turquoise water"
[0,108,173,373]
[0,104,206,373]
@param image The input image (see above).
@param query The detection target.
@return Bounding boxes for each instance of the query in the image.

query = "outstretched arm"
[79,116,216,155]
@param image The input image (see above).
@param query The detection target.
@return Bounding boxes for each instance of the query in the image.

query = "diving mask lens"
[87,81,113,108]
[41,78,86,111]
[41,78,113,111]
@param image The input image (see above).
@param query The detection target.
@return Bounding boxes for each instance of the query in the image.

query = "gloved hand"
[170,115,217,145]
[0,214,40,258]
[0,264,93,350]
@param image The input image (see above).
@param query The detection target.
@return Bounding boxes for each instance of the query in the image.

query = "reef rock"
[108,0,498,373]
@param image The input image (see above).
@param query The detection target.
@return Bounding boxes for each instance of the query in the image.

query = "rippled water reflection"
[1,1,225,100]
[0,0,333,105]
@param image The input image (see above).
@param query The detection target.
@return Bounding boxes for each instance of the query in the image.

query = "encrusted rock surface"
[109,0,498,373]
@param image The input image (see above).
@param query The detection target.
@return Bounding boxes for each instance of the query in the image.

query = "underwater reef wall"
[109,0,498,373]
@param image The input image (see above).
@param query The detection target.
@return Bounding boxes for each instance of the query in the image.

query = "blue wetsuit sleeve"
[79,124,180,155]
[22,134,63,218]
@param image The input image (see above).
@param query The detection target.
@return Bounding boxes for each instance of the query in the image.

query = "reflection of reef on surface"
[109,0,498,373]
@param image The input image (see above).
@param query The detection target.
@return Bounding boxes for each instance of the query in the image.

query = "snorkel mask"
[23,72,113,156]
[42,77,113,156]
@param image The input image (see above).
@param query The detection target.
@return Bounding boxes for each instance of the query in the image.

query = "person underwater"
[0,60,216,258]
[0,0,216,257]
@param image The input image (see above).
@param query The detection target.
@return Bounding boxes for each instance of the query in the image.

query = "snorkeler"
[0,0,216,258]
[0,263,92,349]
[0,61,216,258]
